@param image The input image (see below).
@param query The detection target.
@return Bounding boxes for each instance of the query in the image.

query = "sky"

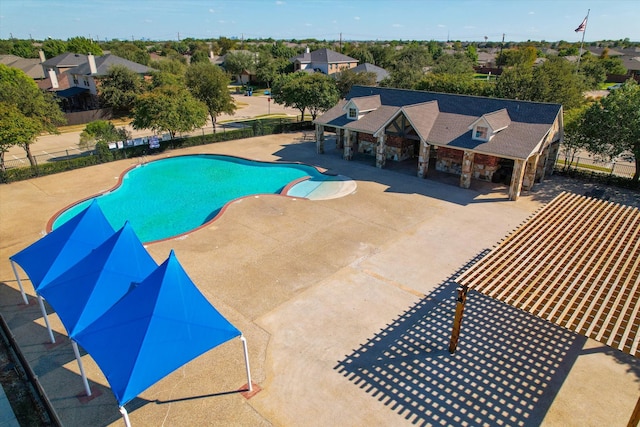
[1,0,639,43]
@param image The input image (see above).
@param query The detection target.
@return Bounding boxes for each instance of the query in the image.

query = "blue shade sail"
[10,199,115,292]
[38,221,158,336]
[73,250,241,405]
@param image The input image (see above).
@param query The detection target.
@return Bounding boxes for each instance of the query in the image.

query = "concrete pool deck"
[1,133,639,426]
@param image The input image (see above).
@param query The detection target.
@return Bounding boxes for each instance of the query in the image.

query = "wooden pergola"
[448,192,640,425]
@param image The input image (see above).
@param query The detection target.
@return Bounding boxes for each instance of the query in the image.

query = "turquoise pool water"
[53,155,324,242]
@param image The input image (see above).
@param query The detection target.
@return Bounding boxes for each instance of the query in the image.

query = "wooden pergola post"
[449,285,469,354]
[627,395,640,427]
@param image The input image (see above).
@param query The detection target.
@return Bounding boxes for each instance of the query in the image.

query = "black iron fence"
[556,156,636,179]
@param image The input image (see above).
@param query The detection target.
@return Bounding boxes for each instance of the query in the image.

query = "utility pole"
[498,33,505,69]
[339,32,342,52]
[177,32,180,41]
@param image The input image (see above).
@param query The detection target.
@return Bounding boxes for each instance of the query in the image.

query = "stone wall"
[473,153,500,182]
[436,147,463,174]
[357,134,415,161]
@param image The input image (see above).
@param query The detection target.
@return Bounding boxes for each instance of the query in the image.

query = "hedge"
[1,119,314,184]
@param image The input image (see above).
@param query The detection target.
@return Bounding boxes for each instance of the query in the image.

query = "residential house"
[348,63,389,83]
[314,86,563,201]
[0,54,45,79]
[290,48,358,75]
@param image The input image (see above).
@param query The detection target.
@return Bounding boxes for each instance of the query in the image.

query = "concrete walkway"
[0,134,638,426]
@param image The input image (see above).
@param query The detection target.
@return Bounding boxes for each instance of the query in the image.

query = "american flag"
[575,16,588,32]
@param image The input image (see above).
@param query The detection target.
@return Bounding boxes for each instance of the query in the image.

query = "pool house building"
[313,86,563,200]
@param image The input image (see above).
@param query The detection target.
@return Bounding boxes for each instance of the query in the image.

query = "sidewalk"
[4,94,300,161]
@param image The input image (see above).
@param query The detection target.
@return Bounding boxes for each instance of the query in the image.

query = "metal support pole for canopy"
[240,335,253,392]
[449,285,468,354]
[10,260,29,305]
[119,406,132,427]
[37,295,55,344]
[71,340,92,396]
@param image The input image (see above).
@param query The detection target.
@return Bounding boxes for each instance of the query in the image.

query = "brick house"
[290,48,358,75]
[314,86,563,200]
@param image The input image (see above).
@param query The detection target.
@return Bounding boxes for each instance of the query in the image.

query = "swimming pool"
[52,154,327,243]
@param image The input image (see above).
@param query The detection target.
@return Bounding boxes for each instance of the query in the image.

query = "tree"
[431,53,475,75]
[255,53,289,89]
[416,74,494,97]
[574,80,640,182]
[78,120,129,150]
[0,103,41,171]
[380,62,424,89]
[347,46,375,65]
[0,64,66,166]
[560,106,589,170]
[531,56,585,109]
[271,73,339,121]
[218,37,237,55]
[67,36,103,55]
[10,40,38,58]
[41,39,68,59]
[579,55,607,89]
[497,46,537,67]
[98,65,146,115]
[224,51,256,81]
[495,64,535,100]
[189,49,210,64]
[334,68,377,98]
[132,85,207,139]
[185,62,236,132]
[110,42,151,65]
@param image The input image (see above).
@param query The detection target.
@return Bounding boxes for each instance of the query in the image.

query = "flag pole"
[577,9,590,71]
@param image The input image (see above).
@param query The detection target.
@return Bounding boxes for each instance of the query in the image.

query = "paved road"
[5,94,299,162]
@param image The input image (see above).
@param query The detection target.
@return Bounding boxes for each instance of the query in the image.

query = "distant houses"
[38,52,154,112]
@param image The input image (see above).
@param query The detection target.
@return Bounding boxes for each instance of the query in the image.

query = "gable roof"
[345,94,381,112]
[0,55,45,79]
[351,63,389,82]
[315,86,562,160]
[291,48,357,64]
[68,53,153,76]
[42,52,88,69]
[469,108,511,133]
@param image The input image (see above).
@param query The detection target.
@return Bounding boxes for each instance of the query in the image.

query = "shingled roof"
[68,54,153,76]
[291,48,357,64]
[315,86,562,160]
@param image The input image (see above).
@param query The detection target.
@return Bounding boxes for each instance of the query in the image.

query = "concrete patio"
[1,133,638,426]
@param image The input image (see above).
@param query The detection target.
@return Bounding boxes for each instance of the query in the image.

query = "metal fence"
[556,156,636,179]
[3,149,94,170]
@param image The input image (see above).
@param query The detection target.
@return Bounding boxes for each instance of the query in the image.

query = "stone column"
[376,134,387,168]
[509,159,526,200]
[417,140,430,178]
[336,128,344,149]
[459,150,475,189]
[343,129,353,160]
[522,156,538,190]
[315,125,325,154]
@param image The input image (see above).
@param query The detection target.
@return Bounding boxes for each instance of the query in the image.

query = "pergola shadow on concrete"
[449,191,640,425]
[336,253,589,426]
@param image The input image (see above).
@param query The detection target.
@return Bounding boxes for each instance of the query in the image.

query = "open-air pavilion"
[450,191,640,425]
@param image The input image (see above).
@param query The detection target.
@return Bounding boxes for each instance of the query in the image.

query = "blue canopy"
[38,221,158,336]
[73,250,241,405]
[10,200,115,292]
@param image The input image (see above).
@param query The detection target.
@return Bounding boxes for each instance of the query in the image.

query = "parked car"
[607,83,623,91]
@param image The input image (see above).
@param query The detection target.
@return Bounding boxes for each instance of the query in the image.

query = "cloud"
[218,20,226,24]
[528,11,535,15]
[437,24,446,28]
[144,19,152,23]
[354,16,360,21]
[276,0,285,4]
[209,8,214,13]
[464,25,476,29]
[392,23,403,28]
